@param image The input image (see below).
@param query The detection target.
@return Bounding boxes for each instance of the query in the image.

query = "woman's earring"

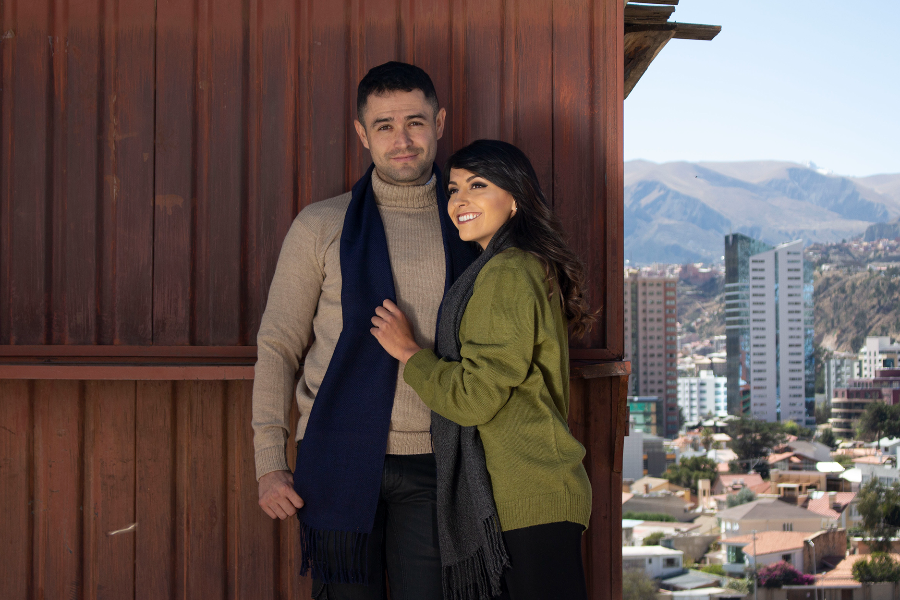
[512,202,518,213]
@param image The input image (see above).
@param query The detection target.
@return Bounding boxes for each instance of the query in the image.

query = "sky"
[624,0,900,178]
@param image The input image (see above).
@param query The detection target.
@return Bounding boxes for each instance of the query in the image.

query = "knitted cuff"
[255,445,290,481]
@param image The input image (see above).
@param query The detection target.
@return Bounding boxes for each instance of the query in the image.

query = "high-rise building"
[624,273,679,438]
[724,234,815,426]
[678,369,728,424]
[628,396,663,436]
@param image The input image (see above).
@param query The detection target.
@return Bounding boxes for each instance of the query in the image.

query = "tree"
[622,569,658,600]
[643,531,665,546]
[663,456,719,493]
[856,478,900,552]
[700,427,714,452]
[727,417,787,479]
[757,561,815,588]
[819,427,838,450]
[623,512,676,522]
[726,487,757,508]
[857,402,900,449]
[725,578,754,595]
[815,399,832,425]
[852,553,900,583]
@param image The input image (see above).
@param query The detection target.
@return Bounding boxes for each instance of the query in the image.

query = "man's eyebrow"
[404,113,428,121]
[372,116,394,125]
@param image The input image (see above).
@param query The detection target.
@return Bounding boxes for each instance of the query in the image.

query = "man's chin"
[377,162,432,185]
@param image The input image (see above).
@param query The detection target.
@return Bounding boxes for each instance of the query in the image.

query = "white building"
[825,351,858,404]
[622,545,684,579]
[857,336,900,378]
[745,240,812,424]
[677,369,727,423]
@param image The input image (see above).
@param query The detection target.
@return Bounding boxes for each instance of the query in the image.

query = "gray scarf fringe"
[432,225,513,600]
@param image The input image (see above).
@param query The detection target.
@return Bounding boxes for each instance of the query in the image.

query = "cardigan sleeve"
[403,261,540,427]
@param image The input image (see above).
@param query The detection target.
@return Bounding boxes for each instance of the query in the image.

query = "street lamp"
[808,540,817,600]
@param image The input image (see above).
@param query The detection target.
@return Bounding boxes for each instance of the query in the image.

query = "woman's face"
[447,168,517,250]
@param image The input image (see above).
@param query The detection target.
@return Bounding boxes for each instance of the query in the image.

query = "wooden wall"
[0,369,628,600]
[0,0,622,356]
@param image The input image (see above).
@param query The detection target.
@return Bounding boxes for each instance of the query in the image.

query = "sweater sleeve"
[403,263,538,427]
[252,215,324,480]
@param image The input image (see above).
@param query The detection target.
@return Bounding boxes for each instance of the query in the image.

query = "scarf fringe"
[298,520,371,585]
[442,516,511,600]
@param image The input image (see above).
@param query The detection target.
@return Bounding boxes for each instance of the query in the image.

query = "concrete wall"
[802,529,847,574]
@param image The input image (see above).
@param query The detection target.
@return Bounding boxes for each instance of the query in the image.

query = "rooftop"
[723,531,813,556]
[716,498,826,522]
[622,545,685,557]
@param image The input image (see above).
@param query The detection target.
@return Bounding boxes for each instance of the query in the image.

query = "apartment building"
[831,369,900,437]
[677,369,727,424]
[624,273,679,438]
[856,336,900,378]
[825,351,859,405]
[724,234,815,426]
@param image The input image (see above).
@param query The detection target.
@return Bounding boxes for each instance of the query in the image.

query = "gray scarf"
[432,225,513,600]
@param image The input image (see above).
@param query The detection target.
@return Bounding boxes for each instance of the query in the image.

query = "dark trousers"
[497,521,588,600]
[311,453,443,600]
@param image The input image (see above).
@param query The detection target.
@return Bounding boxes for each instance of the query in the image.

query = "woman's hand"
[371,299,422,364]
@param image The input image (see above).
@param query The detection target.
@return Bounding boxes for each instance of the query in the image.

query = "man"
[252,62,475,600]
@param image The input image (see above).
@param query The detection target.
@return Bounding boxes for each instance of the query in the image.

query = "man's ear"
[434,108,447,141]
[354,120,370,150]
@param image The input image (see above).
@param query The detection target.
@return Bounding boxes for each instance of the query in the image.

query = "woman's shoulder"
[478,247,547,291]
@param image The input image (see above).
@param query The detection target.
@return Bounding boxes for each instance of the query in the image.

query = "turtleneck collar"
[372,168,437,209]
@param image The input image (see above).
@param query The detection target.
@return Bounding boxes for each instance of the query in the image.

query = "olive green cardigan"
[404,248,592,532]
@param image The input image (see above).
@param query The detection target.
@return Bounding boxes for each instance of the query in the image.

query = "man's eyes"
[378,122,423,131]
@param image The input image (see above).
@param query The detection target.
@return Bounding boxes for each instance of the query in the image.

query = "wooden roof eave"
[623,21,721,99]
[623,0,721,98]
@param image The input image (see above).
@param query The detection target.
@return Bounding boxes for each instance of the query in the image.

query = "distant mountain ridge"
[624,160,900,264]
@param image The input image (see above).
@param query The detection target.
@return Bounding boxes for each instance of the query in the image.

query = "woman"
[371,139,594,600]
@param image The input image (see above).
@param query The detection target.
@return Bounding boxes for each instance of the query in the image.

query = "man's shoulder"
[293,191,352,235]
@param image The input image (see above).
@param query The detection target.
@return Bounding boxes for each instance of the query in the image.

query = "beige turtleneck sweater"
[252,170,447,480]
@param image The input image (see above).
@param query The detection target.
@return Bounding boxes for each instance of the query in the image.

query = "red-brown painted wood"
[0,381,32,600]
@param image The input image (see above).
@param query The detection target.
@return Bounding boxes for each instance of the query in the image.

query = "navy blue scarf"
[293,163,476,584]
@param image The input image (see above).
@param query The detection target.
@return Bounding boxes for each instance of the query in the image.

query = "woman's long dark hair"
[444,139,596,337]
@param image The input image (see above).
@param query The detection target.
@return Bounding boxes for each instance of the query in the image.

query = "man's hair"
[356,61,439,123]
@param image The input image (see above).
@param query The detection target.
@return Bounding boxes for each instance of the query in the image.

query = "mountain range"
[624,160,900,264]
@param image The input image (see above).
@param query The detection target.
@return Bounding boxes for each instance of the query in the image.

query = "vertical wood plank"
[0,0,13,345]
[84,381,136,600]
[33,380,84,600]
[0,381,33,600]
[135,381,175,600]
[227,380,277,600]
[8,2,51,344]
[111,1,155,344]
[181,381,227,598]
[464,0,503,140]
[280,399,308,599]
[48,0,69,344]
[512,0,553,199]
[205,0,245,345]
[63,0,102,344]
[153,0,196,346]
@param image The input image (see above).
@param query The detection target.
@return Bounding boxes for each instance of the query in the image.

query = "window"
[664,558,678,568]
[782,523,793,531]
[782,553,792,563]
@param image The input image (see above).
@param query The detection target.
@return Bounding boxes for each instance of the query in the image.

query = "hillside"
[624,160,900,264]
[814,267,900,352]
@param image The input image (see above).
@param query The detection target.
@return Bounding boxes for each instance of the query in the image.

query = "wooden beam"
[627,0,679,5]
[623,28,676,99]
[673,23,722,41]
[624,4,676,24]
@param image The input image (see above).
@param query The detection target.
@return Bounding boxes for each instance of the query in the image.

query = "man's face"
[354,90,446,186]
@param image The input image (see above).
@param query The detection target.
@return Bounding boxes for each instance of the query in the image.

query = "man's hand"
[371,299,422,364]
[258,470,304,520]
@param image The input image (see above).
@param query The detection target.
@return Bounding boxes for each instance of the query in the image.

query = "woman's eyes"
[447,182,486,195]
